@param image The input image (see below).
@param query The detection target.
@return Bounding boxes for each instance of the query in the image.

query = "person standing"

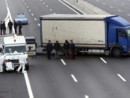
[46,40,53,59]
[0,21,2,35]
[14,20,17,34]
[54,41,61,59]
[8,20,13,34]
[2,21,6,35]
[70,40,75,59]
[18,21,22,35]
[63,40,70,58]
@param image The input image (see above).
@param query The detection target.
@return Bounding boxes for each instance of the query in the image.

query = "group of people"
[46,40,75,59]
[0,20,22,35]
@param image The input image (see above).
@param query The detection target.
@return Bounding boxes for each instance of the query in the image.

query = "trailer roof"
[40,14,113,20]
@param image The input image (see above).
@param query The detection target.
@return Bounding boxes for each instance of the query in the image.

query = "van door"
[117,29,128,51]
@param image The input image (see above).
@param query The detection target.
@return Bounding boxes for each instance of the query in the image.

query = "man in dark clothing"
[0,21,2,35]
[8,20,13,34]
[18,21,22,35]
[14,20,17,34]
[46,40,53,59]
[70,40,75,59]
[54,41,61,59]
[2,21,6,35]
[63,40,70,58]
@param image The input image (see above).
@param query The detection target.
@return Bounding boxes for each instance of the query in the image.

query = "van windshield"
[127,29,130,37]
[5,46,26,53]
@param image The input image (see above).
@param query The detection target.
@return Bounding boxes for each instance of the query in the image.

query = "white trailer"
[40,14,113,54]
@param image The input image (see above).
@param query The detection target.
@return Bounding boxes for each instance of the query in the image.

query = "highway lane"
[64,56,130,98]
[28,56,85,98]
[0,0,7,21]
[86,0,130,21]
[0,73,28,98]
[2,0,130,98]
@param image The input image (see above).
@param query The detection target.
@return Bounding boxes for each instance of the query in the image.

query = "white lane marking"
[100,57,107,64]
[109,5,113,8]
[24,3,26,5]
[50,8,52,11]
[96,0,99,2]
[34,18,37,21]
[5,1,34,98]
[31,13,34,16]
[117,9,122,12]
[61,59,66,65]
[58,0,80,15]
[71,74,78,82]
[38,23,40,27]
[43,2,45,4]
[102,2,106,5]
[127,14,130,16]
[29,9,31,12]
[46,5,48,8]
[5,0,15,33]
[85,95,89,98]
[24,71,34,98]
[117,74,127,82]
[27,6,29,8]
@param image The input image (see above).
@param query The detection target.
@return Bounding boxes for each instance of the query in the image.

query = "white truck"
[40,14,130,57]
[0,34,29,72]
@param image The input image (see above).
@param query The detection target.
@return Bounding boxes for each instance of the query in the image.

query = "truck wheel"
[112,48,122,57]
[25,64,29,70]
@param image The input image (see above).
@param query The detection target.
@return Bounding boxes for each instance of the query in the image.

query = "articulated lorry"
[40,14,130,57]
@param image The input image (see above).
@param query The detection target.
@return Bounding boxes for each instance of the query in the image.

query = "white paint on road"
[117,74,127,82]
[71,74,78,82]
[58,0,80,15]
[61,59,66,65]
[31,13,34,16]
[127,14,130,16]
[50,8,52,11]
[29,9,31,12]
[38,23,40,27]
[85,95,89,98]
[5,0,34,98]
[34,18,37,21]
[109,6,113,8]
[100,57,107,64]
[46,5,48,8]
[117,9,122,12]
[24,3,27,5]
[24,71,34,98]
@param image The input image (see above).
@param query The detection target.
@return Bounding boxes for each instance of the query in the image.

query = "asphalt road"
[0,0,130,98]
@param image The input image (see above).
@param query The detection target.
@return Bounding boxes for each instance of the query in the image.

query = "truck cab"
[105,16,130,57]
[0,34,29,72]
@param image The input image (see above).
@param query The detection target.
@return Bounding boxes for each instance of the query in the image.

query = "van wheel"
[25,64,29,70]
[3,64,6,72]
[112,48,122,57]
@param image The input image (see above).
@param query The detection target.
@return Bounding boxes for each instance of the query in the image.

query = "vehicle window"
[5,46,26,53]
[127,29,130,37]
[118,29,126,37]
[26,39,35,44]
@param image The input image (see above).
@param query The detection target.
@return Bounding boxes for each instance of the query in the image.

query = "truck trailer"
[40,14,130,57]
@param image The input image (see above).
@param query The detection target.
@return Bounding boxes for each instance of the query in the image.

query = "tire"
[112,48,122,57]
[3,64,6,72]
[25,64,29,70]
